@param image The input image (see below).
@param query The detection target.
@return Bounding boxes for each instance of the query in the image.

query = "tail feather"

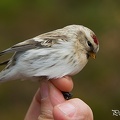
[0,59,10,66]
[0,48,12,56]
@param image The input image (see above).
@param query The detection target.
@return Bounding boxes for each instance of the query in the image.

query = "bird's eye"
[87,41,92,47]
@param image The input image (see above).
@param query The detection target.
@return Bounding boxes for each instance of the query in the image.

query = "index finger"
[51,76,73,92]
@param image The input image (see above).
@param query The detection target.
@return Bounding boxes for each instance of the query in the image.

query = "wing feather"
[0,59,10,65]
[0,39,39,56]
[0,33,68,56]
[0,30,68,68]
[0,39,50,56]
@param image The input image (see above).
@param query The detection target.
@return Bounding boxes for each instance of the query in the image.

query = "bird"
[0,25,99,98]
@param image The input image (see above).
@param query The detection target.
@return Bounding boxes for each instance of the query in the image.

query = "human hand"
[24,77,93,120]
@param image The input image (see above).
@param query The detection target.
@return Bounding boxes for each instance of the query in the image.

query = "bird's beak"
[89,52,96,59]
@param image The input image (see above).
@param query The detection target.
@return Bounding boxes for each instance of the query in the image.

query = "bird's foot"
[62,91,72,100]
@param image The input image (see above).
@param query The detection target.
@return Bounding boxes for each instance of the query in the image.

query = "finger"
[51,76,73,92]
[24,88,41,120]
[25,82,53,120]
[38,82,54,119]
[25,77,74,120]
[25,80,67,120]
[48,81,65,106]
[53,98,93,120]
[38,81,67,119]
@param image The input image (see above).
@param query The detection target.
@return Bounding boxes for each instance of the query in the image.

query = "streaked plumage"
[0,25,99,82]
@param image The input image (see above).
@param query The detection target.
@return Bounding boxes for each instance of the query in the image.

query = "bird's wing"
[0,33,68,65]
[0,39,43,56]
[0,31,68,56]
[0,59,10,66]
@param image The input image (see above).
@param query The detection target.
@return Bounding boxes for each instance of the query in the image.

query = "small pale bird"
[0,25,99,82]
[0,25,99,99]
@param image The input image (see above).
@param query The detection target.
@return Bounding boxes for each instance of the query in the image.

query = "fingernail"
[58,103,76,117]
[40,82,48,100]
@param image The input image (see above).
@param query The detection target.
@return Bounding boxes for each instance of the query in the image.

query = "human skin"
[25,76,93,120]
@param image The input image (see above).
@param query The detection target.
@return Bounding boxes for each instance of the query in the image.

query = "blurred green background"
[0,0,120,120]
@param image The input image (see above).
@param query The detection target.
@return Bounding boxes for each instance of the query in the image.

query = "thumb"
[53,98,93,120]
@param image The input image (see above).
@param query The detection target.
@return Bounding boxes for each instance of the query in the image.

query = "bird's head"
[76,25,99,59]
[61,25,99,59]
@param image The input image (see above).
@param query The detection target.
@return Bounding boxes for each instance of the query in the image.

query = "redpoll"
[0,25,99,82]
